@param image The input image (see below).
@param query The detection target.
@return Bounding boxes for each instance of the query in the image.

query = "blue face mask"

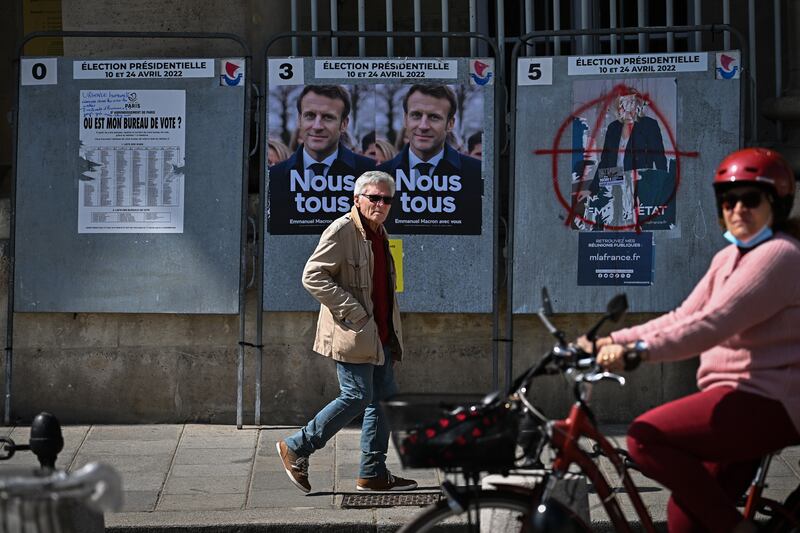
[723,224,773,249]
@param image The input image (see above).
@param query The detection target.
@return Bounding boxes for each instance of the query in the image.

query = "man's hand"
[343,315,370,331]
[353,315,370,330]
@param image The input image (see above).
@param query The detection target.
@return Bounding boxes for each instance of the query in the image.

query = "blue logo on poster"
[577,232,654,286]
[221,61,243,86]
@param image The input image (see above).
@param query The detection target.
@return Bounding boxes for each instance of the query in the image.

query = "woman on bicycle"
[594,147,800,533]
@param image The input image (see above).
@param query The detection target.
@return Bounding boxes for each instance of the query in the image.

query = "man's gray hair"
[354,171,396,196]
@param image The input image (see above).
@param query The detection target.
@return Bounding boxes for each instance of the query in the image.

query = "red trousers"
[626,386,800,533]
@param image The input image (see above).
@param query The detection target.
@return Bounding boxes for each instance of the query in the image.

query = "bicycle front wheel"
[397,488,590,533]
[765,484,800,532]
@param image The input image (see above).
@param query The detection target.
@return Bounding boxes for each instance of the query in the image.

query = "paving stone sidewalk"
[0,424,797,532]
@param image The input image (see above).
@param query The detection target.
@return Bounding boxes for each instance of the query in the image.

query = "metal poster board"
[15,57,247,313]
[264,57,495,312]
[512,51,741,313]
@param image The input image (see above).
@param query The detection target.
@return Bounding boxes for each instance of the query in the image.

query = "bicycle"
[384,292,800,532]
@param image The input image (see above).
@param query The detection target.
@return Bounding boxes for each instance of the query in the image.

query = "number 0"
[527,63,542,81]
[31,63,47,80]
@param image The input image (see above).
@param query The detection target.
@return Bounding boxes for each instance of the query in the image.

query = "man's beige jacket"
[302,205,403,365]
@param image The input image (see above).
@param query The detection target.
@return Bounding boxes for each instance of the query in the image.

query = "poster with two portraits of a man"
[266,62,489,236]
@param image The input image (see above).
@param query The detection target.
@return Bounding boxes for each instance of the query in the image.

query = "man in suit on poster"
[269,85,375,234]
[378,84,482,234]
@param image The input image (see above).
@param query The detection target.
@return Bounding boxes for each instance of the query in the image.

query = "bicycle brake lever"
[584,371,626,386]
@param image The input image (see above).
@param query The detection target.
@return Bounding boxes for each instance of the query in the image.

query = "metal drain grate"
[341,492,443,508]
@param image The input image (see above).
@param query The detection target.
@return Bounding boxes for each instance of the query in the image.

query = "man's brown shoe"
[276,441,311,493]
[356,471,417,491]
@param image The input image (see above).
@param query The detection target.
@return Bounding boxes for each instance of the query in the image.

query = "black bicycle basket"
[383,393,519,471]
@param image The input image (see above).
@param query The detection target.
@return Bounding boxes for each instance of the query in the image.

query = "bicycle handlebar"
[511,335,643,403]
[526,290,641,384]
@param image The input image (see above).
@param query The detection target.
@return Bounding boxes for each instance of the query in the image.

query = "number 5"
[518,58,552,85]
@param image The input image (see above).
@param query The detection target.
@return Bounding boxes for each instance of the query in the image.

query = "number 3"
[278,63,293,80]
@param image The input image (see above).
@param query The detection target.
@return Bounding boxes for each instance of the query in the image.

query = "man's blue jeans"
[285,346,398,479]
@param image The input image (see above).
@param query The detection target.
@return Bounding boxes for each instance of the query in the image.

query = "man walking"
[277,170,417,493]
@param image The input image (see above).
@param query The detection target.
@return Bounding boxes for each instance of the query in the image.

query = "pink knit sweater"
[611,233,800,433]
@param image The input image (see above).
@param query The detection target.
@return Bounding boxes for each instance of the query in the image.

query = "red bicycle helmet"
[714,148,795,196]
[713,147,796,223]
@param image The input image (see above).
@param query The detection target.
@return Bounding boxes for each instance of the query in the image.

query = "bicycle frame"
[539,391,800,533]
[545,391,657,533]
[744,454,774,519]
[743,454,800,528]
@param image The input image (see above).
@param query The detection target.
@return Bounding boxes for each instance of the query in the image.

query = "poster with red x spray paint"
[513,52,739,311]
[569,77,678,233]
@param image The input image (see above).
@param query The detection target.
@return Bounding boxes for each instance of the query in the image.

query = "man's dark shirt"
[363,219,391,345]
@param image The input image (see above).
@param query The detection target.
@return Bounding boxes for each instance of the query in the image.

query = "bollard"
[28,412,64,471]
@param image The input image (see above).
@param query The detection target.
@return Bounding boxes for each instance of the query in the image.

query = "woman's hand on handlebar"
[576,335,614,354]
[597,341,648,371]
[596,343,627,372]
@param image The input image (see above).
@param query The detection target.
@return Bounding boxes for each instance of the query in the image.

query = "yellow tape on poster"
[388,239,403,293]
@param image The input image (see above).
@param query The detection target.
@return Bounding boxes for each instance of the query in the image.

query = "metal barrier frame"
[8,31,253,426]
[5,23,754,424]
[505,24,749,393]
[247,29,503,427]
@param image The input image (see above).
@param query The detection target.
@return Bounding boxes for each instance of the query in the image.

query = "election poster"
[78,89,185,233]
[568,77,677,232]
[266,58,489,235]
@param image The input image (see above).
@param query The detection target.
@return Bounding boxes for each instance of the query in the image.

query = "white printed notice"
[73,59,213,80]
[78,89,185,233]
[567,52,708,76]
[314,59,458,80]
